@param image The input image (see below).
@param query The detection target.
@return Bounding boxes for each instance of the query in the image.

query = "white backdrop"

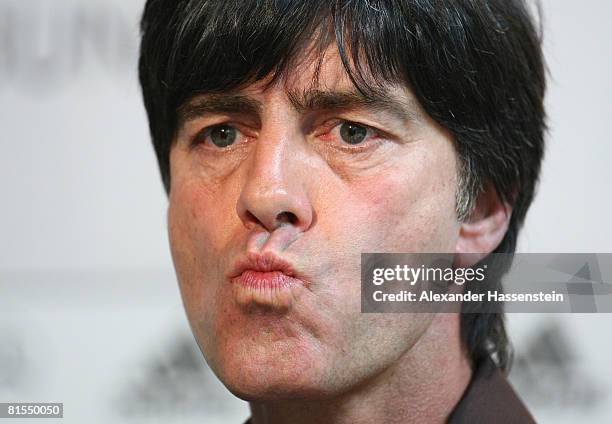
[1,0,611,422]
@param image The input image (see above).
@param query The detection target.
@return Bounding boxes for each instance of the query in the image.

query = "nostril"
[244,210,262,228]
[276,211,298,226]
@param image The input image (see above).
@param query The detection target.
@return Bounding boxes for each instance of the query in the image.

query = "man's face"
[167,48,462,400]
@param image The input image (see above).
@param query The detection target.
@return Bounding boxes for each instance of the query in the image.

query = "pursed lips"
[228,251,309,312]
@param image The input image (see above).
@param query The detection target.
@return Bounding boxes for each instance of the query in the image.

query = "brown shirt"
[244,358,535,423]
[448,358,535,423]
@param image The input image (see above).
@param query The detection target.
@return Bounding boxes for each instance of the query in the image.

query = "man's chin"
[223,377,334,402]
[213,354,337,402]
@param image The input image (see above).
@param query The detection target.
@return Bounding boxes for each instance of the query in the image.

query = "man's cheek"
[168,201,217,342]
[170,182,225,258]
[168,196,216,303]
[345,178,420,244]
[374,156,456,241]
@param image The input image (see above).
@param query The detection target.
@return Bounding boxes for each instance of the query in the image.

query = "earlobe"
[455,183,512,267]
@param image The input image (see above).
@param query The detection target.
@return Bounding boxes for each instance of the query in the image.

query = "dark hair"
[139,0,546,371]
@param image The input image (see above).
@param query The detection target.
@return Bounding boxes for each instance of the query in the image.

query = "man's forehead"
[177,45,424,125]
[281,44,349,92]
[178,85,423,128]
[276,45,416,108]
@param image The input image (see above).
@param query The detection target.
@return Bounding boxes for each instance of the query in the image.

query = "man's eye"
[339,122,369,145]
[209,125,238,147]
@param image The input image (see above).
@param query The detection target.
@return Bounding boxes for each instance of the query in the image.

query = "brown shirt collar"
[448,357,535,423]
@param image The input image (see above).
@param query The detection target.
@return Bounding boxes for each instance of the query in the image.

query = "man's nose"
[236,128,314,235]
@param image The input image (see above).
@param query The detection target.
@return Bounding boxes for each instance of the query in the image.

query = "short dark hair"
[139,0,546,371]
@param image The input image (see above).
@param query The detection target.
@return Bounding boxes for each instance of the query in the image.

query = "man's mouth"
[228,251,308,312]
[234,270,295,290]
[228,251,297,278]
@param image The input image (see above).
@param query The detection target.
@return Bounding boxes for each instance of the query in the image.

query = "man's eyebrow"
[177,94,262,126]
[286,88,422,123]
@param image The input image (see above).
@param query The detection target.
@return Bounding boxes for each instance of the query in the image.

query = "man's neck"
[248,313,472,424]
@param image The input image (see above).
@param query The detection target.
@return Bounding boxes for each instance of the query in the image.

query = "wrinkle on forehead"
[176,40,429,132]
[275,44,426,122]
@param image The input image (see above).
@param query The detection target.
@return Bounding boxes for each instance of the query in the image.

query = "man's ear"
[455,182,512,267]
